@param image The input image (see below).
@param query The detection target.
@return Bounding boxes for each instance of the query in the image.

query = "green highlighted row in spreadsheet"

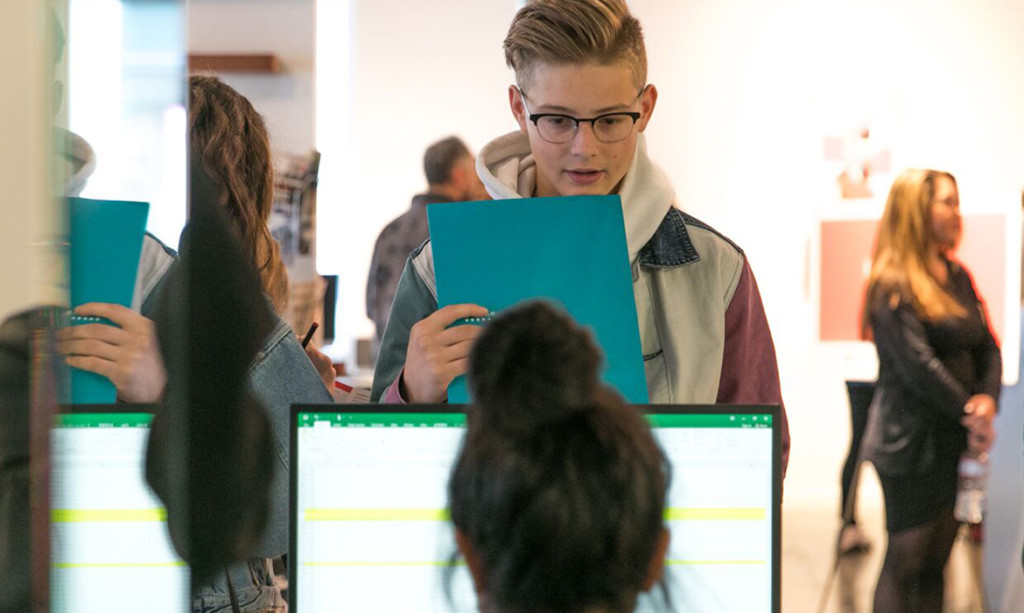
[57,505,765,524]
[301,559,764,567]
[304,560,462,568]
[53,561,186,569]
[51,508,167,522]
[665,507,767,521]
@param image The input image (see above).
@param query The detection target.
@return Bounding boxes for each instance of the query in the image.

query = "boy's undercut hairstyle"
[504,0,648,92]
[423,136,471,187]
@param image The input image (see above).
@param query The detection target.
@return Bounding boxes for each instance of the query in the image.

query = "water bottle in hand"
[954,452,989,524]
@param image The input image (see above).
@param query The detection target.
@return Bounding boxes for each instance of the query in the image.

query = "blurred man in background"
[366,136,487,344]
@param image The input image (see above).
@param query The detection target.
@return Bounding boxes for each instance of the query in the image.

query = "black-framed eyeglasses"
[518,86,645,144]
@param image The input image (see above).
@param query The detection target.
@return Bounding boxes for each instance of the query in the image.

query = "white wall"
[319,0,1024,500]
[188,0,317,155]
[627,0,1024,605]
[317,0,1024,573]
[317,0,520,361]
[630,0,1024,507]
[69,0,187,250]
[185,0,1024,601]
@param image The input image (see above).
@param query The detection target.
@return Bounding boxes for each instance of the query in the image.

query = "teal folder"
[68,197,149,403]
[427,195,648,404]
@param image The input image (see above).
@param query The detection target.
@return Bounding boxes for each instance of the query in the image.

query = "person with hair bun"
[448,301,671,613]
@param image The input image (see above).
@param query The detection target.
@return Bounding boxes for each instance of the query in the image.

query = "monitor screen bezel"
[288,403,781,613]
[57,403,159,415]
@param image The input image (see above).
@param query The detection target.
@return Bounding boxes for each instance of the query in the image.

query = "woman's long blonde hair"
[188,75,289,313]
[865,168,965,323]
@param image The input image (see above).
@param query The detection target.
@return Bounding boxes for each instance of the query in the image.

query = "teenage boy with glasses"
[370,0,790,474]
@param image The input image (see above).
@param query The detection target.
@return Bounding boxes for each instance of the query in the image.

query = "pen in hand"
[301,322,319,348]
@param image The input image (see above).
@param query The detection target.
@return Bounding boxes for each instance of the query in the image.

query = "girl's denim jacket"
[141,234,332,612]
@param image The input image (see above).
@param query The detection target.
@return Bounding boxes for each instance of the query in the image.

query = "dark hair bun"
[467,301,604,436]
[451,300,668,613]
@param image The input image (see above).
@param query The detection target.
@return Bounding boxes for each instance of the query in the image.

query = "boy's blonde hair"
[504,0,647,91]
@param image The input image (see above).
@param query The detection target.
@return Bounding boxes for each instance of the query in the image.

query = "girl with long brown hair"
[863,169,1000,612]
[60,75,333,612]
[188,75,289,313]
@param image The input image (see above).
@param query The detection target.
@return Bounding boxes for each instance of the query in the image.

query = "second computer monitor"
[290,404,780,612]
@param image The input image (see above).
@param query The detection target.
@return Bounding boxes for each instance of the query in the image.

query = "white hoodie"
[59,128,96,198]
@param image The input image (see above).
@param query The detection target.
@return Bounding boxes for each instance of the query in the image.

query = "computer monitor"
[290,404,780,612]
[50,405,189,612]
[648,408,781,611]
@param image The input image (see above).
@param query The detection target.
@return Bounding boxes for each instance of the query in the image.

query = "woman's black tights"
[872,511,960,612]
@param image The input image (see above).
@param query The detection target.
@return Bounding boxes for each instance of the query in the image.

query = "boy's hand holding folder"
[58,302,166,403]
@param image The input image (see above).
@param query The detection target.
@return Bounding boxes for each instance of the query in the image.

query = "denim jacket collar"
[638,208,700,268]
[638,208,745,268]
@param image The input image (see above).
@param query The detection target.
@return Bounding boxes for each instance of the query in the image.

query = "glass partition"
[52,0,189,610]
[67,0,187,248]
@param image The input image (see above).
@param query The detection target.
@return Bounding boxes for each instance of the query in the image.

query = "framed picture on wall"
[813,204,1021,385]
